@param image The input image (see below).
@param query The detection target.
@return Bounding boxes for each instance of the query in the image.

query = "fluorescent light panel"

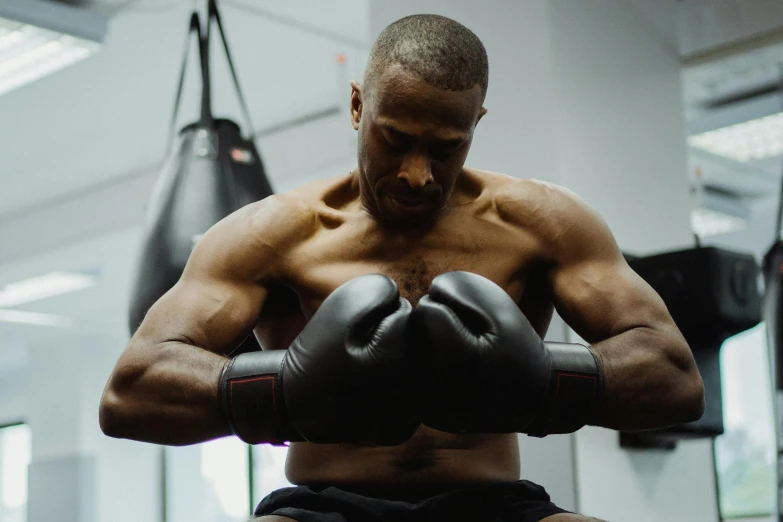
[0,271,96,308]
[0,18,99,96]
[691,207,747,238]
[688,112,783,163]
[0,309,73,328]
[0,0,107,97]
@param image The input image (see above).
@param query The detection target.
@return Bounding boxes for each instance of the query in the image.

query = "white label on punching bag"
[230,147,254,165]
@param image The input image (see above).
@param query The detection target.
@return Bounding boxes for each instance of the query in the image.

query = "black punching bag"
[128,3,273,352]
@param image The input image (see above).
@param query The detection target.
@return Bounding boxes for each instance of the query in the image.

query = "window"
[0,423,31,522]
[166,438,293,521]
[166,437,251,522]
[251,444,292,507]
[714,323,776,519]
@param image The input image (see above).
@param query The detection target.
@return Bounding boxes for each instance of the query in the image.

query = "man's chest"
[255,213,552,350]
[285,215,539,313]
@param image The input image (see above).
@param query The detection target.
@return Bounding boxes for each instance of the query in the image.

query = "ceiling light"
[0,309,73,328]
[0,0,107,96]
[687,92,783,164]
[691,207,747,238]
[688,112,783,163]
[0,271,96,308]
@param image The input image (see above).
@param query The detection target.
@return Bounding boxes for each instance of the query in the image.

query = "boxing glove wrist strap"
[525,342,604,437]
[218,350,303,446]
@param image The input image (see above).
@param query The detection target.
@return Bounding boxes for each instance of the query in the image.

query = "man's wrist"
[218,350,302,445]
[524,342,604,437]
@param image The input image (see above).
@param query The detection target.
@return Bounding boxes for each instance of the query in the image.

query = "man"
[100,14,705,522]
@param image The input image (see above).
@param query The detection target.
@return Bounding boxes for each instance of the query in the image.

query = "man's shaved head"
[351,14,489,226]
[365,14,489,102]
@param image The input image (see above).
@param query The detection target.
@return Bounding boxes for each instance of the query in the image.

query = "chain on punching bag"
[128,1,273,353]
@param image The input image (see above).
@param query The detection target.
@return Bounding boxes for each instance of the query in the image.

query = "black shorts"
[253,480,571,521]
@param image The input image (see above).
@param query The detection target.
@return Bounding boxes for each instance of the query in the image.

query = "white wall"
[547,0,695,255]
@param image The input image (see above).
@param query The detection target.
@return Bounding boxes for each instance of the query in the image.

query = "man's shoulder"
[475,171,611,253]
[241,172,353,245]
[241,193,317,247]
[488,174,617,264]
[477,171,585,227]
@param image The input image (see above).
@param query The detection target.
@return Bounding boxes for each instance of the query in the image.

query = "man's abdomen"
[284,426,521,494]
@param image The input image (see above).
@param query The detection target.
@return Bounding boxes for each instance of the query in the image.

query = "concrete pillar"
[26,336,98,522]
[24,329,162,522]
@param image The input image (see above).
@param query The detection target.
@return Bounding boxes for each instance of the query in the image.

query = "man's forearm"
[100,341,232,446]
[587,326,705,432]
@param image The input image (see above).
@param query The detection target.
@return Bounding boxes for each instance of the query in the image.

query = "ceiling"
[0,0,780,223]
[0,0,369,220]
[668,0,783,235]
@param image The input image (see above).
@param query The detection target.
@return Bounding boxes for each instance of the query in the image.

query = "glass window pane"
[251,445,292,507]
[166,437,250,522]
[0,423,31,522]
[715,323,776,519]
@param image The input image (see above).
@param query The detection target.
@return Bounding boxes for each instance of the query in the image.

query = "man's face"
[351,65,486,227]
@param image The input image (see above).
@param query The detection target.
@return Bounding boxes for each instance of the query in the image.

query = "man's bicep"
[133,210,272,355]
[138,274,267,355]
[550,256,671,344]
[544,192,673,343]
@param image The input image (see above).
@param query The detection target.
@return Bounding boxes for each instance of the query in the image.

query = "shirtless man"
[99,14,705,522]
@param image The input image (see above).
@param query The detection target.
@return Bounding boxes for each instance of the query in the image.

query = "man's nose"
[397,155,434,189]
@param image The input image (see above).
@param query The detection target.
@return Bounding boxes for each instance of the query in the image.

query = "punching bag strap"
[199,8,214,128]
[166,12,204,153]
[209,0,257,138]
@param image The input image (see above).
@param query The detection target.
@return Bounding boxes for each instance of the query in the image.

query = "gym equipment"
[621,247,762,448]
[128,0,273,355]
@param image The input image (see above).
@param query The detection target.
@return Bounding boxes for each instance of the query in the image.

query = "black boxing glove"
[412,271,603,436]
[219,274,418,446]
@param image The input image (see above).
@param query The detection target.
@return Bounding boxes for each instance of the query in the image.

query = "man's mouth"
[386,194,431,215]
[391,195,425,206]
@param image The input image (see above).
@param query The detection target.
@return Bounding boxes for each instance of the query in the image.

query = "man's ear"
[476,106,488,125]
[350,80,363,130]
